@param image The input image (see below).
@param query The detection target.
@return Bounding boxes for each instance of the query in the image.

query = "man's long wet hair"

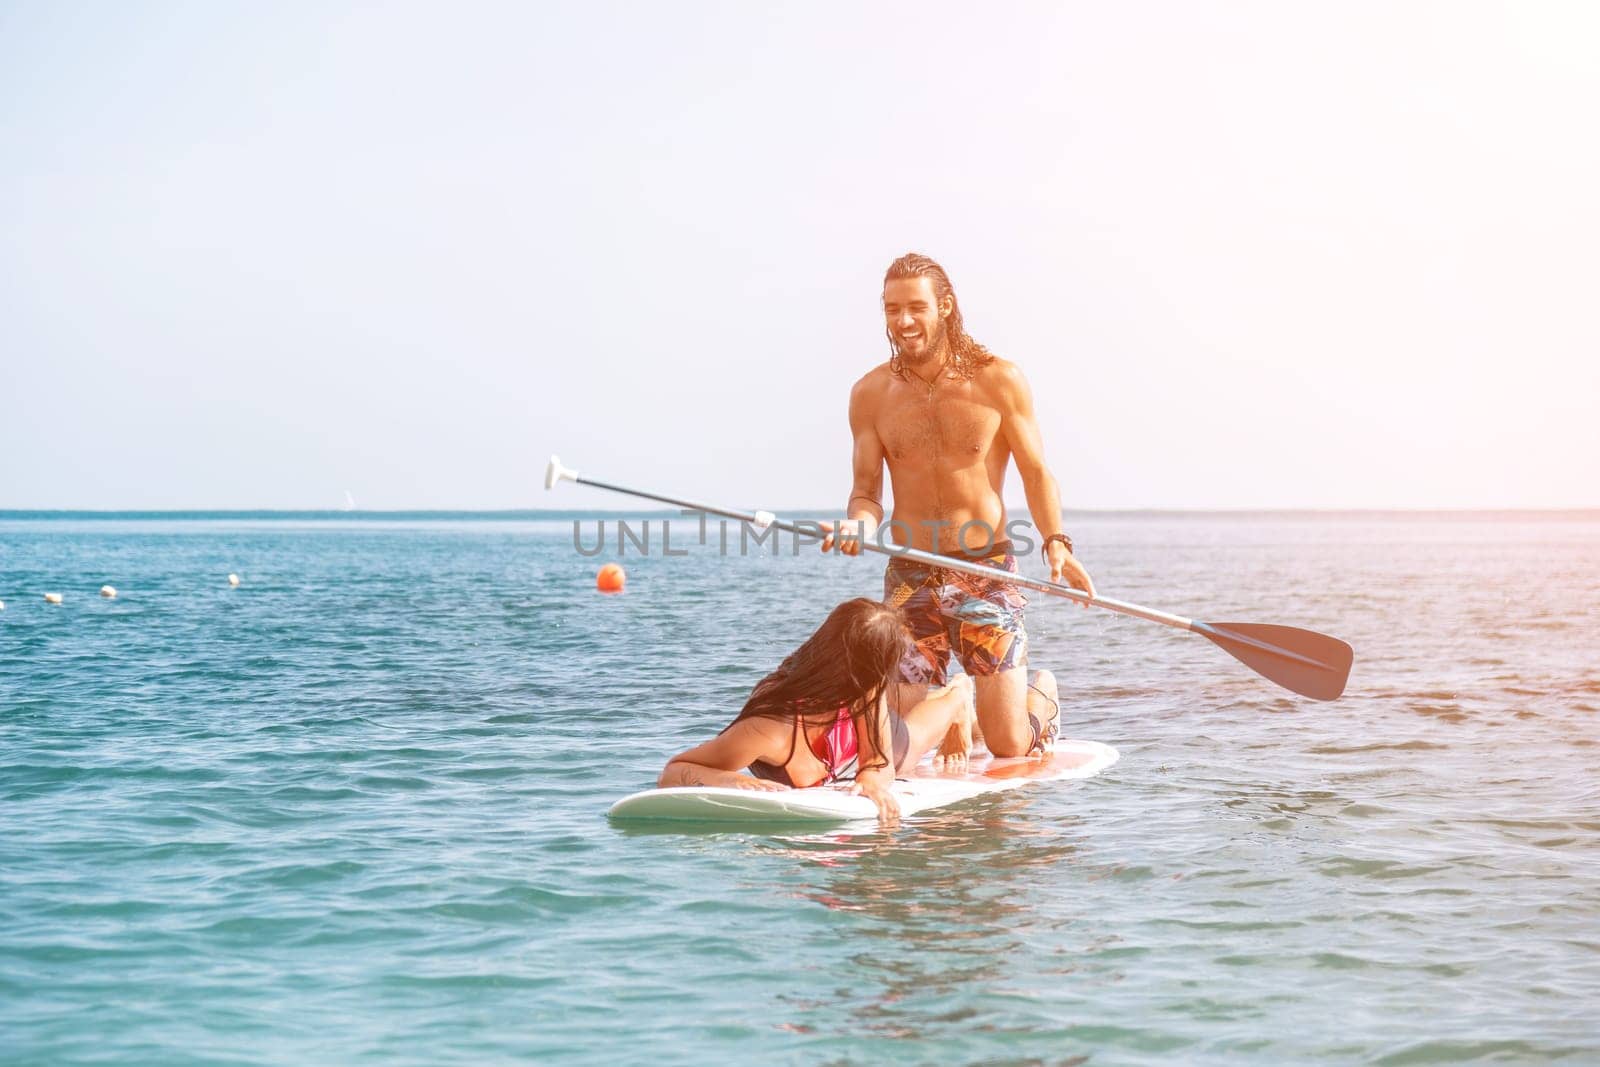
[884,252,996,381]
[725,598,910,775]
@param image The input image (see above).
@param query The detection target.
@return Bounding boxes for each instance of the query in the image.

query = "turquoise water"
[3,513,1598,1065]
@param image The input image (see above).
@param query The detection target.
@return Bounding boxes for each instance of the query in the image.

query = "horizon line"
[4,506,1599,519]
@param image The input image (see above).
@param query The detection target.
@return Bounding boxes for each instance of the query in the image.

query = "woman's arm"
[847,693,902,825]
[659,718,790,791]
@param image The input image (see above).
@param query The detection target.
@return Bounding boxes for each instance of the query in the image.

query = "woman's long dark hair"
[725,598,910,774]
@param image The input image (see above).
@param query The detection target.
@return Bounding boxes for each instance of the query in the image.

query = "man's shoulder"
[972,356,1028,397]
[850,362,894,398]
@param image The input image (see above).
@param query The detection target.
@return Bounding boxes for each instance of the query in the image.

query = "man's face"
[883,276,949,364]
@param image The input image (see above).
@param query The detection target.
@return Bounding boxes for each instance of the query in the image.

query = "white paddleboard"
[608,739,1118,824]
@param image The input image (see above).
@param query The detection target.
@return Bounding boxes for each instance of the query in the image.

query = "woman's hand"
[931,674,976,771]
[849,771,901,827]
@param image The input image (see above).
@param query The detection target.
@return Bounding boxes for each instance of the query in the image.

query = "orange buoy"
[596,563,626,593]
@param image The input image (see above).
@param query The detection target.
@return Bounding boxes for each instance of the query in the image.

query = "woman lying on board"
[659,598,980,824]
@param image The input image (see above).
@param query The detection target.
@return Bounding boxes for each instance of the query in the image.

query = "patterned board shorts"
[883,540,1029,686]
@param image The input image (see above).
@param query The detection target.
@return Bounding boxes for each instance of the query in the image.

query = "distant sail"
[342,490,356,511]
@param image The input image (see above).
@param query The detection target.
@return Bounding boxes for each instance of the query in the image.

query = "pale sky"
[3,1,1596,510]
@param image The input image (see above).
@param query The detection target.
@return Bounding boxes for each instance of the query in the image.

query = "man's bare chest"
[877,391,1003,462]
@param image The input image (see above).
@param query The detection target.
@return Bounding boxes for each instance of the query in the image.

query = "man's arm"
[994,363,1096,598]
[821,372,886,555]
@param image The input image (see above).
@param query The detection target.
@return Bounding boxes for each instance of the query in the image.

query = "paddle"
[544,456,1353,701]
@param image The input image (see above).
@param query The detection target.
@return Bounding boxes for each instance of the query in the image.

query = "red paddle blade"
[1196,622,1353,701]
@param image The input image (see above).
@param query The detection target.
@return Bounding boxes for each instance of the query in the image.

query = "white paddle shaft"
[544,455,1198,633]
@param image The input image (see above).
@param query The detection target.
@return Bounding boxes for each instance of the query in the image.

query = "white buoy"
[228,573,240,587]
[44,592,63,604]
[0,599,6,610]
[101,585,117,598]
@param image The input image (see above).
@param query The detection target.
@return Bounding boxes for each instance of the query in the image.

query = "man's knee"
[974,669,1034,756]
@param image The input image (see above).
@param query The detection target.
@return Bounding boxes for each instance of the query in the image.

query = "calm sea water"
[2,512,1597,1065]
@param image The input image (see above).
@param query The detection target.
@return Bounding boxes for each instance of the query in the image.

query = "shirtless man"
[819,252,1096,760]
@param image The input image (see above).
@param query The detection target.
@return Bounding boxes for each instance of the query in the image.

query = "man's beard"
[892,320,950,366]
